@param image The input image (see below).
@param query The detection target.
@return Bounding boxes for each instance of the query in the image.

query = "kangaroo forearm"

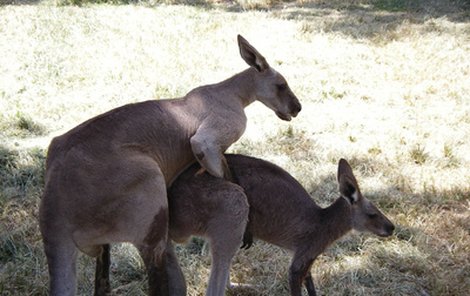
[190,135,229,179]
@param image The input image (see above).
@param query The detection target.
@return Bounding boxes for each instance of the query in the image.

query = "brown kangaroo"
[166,154,394,295]
[39,35,301,296]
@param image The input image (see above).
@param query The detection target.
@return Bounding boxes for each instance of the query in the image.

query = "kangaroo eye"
[277,83,287,91]
[367,213,378,219]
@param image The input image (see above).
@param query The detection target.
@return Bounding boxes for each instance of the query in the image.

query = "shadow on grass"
[0,140,466,294]
[283,0,469,20]
[2,0,467,44]
[0,0,214,6]
[267,0,469,43]
[0,144,46,197]
[309,178,469,295]
[0,145,47,294]
[0,0,42,5]
[319,213,469,295]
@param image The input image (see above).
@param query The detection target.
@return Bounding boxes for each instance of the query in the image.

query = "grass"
[0,0,469,295]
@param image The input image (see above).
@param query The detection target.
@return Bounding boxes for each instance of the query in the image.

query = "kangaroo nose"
[291,101,301,117]
[295,102,302,113]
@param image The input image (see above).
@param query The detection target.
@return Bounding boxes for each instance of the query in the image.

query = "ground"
[0,0,469,295]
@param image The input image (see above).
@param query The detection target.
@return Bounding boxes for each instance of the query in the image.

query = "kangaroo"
[39,35,301,296]
[164,155,394,295]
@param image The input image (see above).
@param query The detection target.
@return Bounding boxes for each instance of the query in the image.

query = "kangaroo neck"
[319,198,353,246]
[208,67,258,108]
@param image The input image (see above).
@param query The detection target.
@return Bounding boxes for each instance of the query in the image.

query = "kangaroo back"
[225,155,319,249]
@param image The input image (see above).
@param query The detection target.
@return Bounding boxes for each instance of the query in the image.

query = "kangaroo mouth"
[276,111,292,121]
[276,109,302,121]
[276,102,301,121]
[377,229,394,237]
[377,232,392,238]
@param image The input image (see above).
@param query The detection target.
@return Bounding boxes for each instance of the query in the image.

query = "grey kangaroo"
[39,35,301,296]
[96,154,394,295]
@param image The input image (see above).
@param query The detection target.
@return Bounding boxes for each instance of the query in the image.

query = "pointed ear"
[237,35,269,72]
[337,159,360,204]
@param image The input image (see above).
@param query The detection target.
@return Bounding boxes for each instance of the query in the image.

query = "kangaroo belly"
[43,147,169,248]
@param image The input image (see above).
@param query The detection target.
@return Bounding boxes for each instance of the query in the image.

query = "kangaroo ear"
[338,159,360,204]
[237,35,269,72]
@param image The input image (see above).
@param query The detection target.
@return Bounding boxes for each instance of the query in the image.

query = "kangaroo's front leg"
[190,137,231,180]
[289,253,315,296]
[163,242,187,296]
[240,229,253,250]
[94,244,111,296]
[190,123,242,181]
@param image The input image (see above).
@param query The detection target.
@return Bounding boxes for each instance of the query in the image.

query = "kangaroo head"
[337,159,395,237]
[237,35,301,121]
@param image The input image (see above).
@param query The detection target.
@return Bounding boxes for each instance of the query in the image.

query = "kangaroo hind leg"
[205,184,249,296]
[42,233,79,296]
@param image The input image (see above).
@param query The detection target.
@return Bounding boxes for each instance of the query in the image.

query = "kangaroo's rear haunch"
[39,35,301,296]
[167,155,394,296]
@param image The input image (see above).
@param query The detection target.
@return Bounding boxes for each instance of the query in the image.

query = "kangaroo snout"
[290,99,302,117]
[277,96,301,121]
[383,222,395,237]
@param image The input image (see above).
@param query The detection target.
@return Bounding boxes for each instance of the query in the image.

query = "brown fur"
[39,35,301,296]
[164,154,395,296]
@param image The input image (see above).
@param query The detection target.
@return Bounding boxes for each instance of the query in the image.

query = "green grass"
[1,0,469,295]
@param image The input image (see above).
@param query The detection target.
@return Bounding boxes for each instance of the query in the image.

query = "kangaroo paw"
[241,230,253,250]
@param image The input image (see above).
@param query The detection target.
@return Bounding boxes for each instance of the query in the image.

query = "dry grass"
[0,0,469,295]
